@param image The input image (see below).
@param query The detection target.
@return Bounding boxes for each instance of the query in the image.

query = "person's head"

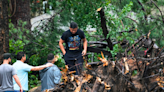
[17,52,26,62]
[47,53,56,63]
[3,53,12,63]
[69,22,78,34]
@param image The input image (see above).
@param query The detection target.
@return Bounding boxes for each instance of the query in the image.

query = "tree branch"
[137,0,147,19]
[150,0,164,23]
[97,7,113,50]
[125,16,138,24]
[10,32,54,51]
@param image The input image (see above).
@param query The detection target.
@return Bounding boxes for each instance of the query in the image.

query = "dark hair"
[3,53,12,60]
[70,22,78,28]
[47,53,54,60]
[17,52,25,60]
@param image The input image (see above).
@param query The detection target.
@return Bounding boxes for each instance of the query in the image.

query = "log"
[87,47,112,58]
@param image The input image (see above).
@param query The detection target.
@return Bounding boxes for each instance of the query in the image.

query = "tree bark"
[0,0,9,64]
[91,78,101,92]
[97,7,113,50]
[10,0,31,30]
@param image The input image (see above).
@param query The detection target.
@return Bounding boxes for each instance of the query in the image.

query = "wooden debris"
[156,76,164,88]
[98,51,108,66]
[123,57,129,74]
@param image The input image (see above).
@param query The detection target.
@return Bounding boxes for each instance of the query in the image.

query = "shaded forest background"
[0,0,164,89]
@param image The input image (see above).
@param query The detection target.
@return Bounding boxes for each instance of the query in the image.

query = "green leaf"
[107,33,110,39]
[26,30,30,34]
[13,29,17,33]
[132,70,138,76]
[22,21,27,27]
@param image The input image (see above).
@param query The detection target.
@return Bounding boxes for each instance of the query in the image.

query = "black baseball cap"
[70,22,78,28]
[3,53,12,59]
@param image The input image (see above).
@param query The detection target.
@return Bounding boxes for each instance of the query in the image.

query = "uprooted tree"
[29,6,164,92]
[47,7,164,92]
[44,32,164,92]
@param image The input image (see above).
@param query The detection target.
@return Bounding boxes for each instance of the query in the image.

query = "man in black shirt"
[59,22,87,75]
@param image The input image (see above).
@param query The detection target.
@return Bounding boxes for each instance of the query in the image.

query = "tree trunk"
[10,0,31,30]
[97,7,113,50]
[0,0,9,64]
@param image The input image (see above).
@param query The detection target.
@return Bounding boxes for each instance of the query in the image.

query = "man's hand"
[82,50,87,56]
[20,87,23,92]
[82,38,87,56]
[46,63,53,67]
[63,51,66,55]
[13,75,23,92]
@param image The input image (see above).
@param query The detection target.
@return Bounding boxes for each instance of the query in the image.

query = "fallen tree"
[43,50,164,92]
[40,29,164,92]
[29,7,164,92]
[29,45,164,92]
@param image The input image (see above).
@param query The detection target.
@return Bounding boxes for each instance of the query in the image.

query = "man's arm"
[31,63,53,71]
[13,75,23,92]
[82,38,87,56]
[59,38,66,55]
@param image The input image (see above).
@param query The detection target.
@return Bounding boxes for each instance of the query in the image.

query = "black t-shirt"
[61,29,85,58]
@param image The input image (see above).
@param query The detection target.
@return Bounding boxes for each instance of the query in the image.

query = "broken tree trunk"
[97,7,113,50]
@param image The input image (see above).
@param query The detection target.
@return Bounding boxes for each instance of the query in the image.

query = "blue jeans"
[14,91,26,92]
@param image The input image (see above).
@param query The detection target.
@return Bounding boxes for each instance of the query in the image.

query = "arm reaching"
[82,38,87,56]
[31,63,53,71]
[59,38,66,55]
[13,75,23,92]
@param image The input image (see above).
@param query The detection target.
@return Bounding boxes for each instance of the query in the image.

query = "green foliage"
[9,19,65,89]
[9,0,164,89]
[9,40,24,54]
[28,72,40,89]
[104,2,136,56]
[110,0,164,48]
[29,0,163,61]
[132,69,138,76]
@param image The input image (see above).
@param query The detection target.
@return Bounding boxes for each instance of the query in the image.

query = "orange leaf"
[135,28,138,31]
